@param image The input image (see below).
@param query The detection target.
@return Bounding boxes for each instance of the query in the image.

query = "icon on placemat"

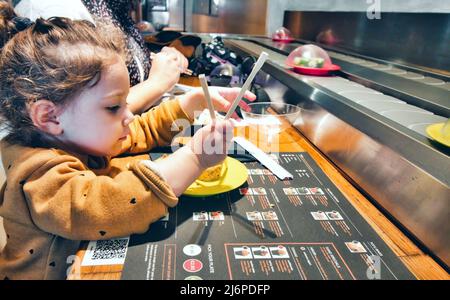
[262,210,279,221]
[246,211,263,221]
[193,211,209,221]
[262,169,272,175]
[311,211,329,220]
[298,187,311,195]
[345,241,367,253]
[234,246,253,259]
[183,259,203,273]
[252,246,271,259]
[283,187,299,195]
[183,244,202,257]
[253,187,267,195]
[209,211,224,221]
[326,211,343,220]
[270,245,289,258]
[308,187,325,195]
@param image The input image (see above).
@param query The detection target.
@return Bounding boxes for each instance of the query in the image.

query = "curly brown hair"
[0,2,127,147]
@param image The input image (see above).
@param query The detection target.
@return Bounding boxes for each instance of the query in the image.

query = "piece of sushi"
[198,162,225,182]
[293,56,325,68]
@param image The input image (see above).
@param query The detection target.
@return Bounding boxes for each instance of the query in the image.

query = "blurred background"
[139,0,449,34]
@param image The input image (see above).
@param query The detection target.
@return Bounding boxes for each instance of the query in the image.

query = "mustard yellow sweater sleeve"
[120,98,194,155]
[21,151,178,241]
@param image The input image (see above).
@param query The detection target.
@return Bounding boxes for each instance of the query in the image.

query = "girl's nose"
[122,109,135,127]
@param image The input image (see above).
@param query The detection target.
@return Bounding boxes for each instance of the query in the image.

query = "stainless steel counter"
[211,36,450,270]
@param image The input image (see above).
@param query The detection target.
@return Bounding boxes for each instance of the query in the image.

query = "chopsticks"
[199,74,216,121]
[197,51,269,123]
[150,52,193,75]
[224,51,269,119]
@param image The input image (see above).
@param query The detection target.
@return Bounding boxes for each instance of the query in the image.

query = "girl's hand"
[188,119,235,169]
[180,86,257,120]
[154,119,234,196]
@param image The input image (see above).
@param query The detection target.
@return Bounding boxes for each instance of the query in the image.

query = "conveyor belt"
[225,39,448,137]
[242,37,450,117]
[253,38,450,84]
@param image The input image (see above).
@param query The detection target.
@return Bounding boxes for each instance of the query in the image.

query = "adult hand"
[148,46,189,92]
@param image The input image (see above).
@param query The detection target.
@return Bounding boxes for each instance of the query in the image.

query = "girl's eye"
[106,105,121,113]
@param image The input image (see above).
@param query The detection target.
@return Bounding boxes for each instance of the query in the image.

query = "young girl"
[0,4,255,279]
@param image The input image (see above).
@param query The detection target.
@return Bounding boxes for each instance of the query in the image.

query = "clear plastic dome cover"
[272,27,293,41]
[286,44,332,69]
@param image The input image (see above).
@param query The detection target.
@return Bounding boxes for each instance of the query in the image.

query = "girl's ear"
[28,100,64,135]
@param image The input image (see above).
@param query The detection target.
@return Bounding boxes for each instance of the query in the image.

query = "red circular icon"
[183,259,203,273]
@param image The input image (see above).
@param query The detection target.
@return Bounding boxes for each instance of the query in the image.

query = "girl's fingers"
[224,88,256,101]
[238,101,251,112]
[208,88,257,117]
[243,90,257,102]
[212,98,247,118]
[212,94,231,112]
[231,111,241,120]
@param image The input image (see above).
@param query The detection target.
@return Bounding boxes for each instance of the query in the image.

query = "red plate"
[272,37,294,43]
[291,64,341,76]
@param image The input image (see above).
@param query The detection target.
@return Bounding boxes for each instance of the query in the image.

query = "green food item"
[307,59,317,68]
[307,58,325,68]
[293,56,325,68]
[293,56,303,65]
[300,57,310,66]
[315,58,325,68]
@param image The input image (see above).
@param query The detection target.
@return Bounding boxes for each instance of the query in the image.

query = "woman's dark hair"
[0,1,127,146]
[0,1,16,47]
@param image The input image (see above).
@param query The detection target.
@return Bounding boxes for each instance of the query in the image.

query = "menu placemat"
[120,152,415,280]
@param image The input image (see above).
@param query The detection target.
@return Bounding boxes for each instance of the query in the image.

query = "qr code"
[91,239,128,260]
[82,238,130,266]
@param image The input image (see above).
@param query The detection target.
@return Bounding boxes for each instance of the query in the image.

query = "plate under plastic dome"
[286,44,341,76]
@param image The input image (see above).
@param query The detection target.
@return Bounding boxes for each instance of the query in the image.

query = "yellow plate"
[183,157,248,197]
[426,123,450,147]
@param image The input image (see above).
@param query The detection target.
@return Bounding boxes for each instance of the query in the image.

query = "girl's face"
[58,55,134,157]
